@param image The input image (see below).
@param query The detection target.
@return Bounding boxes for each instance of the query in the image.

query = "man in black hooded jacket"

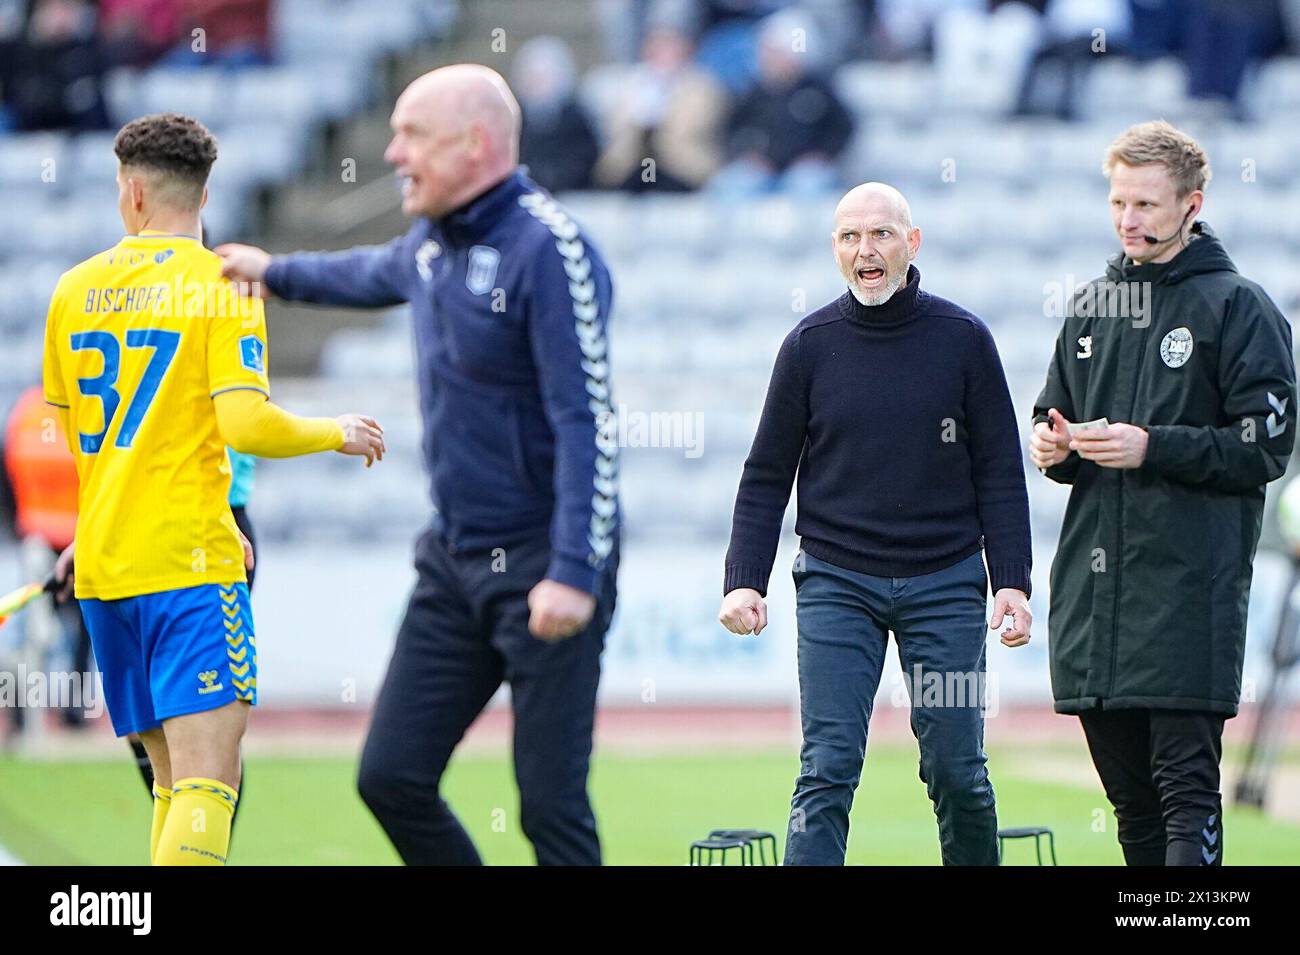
[1031,121,1295,866]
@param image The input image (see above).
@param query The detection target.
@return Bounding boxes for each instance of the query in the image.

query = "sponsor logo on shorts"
[197,669,224,695]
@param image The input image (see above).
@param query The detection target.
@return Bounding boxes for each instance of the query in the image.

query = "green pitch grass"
[2,745,1298,865]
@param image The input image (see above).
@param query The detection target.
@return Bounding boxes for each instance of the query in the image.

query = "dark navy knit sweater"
[723,266,1032,598]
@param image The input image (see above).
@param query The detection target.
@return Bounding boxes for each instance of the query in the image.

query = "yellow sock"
[154,777,238,866]
[149,785,172,864]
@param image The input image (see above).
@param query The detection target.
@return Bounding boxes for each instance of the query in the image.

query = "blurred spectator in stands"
[100,0,182,69]
[693,0,786,91]
[600,0,860,87]
[0,0,112,132]
[514,35,600,192]
[1121,0,1182,61]
[689,0,859,93]
[711,7,853,197]
[1011,0,1131,121]
[160,0,272,68]
[1183,0,1288,117]
[594,10,726,192]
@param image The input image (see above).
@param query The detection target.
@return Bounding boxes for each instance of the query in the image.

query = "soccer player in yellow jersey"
[41,113,387,866]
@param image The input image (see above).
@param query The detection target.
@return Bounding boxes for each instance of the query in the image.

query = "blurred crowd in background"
[523,0,1299,195]
[2,0,1298,192]
[0,0,273,133]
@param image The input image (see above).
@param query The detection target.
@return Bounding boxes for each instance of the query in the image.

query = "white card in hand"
[1066,417,1110,435]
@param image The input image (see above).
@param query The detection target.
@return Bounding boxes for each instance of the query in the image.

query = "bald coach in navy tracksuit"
[220,68,618,865]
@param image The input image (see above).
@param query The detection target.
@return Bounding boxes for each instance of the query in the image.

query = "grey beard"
[847,266,907,306]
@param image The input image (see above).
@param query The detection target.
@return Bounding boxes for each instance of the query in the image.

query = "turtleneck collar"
[436,168,529,247]
[838,264,924,329]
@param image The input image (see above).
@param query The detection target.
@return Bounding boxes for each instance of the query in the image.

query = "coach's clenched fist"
[528,579,596,642]
[1029,407,1072,470]
[215,243,273,297]
[719,587,768,635]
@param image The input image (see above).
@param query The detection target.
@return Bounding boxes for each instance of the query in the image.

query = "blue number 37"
[70,330,180,453]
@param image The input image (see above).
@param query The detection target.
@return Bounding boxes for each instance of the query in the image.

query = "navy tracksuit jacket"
[265,169,619,594]
[265,169,619,865]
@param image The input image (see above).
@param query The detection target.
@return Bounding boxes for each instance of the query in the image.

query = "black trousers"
[357,527,617,865]
[1078,708,1226,866]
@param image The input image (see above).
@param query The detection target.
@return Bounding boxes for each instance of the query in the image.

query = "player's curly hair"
[1103,120,1211,198]
[114,113,218,204]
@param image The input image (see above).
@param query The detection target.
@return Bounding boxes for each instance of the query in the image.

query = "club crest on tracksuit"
[1160,327,1193,368]
[466,245,500,295]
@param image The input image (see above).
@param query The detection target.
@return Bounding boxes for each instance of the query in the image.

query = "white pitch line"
[0,842,23,865]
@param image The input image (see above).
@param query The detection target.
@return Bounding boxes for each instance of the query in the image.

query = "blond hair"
[1103,120,1211,197]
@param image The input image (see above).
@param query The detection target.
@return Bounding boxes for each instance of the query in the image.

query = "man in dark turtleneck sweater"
[719,182,1033,866]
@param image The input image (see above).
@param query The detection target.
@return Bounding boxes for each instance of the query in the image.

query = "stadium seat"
[228,69,318,129]
[0,133,68,190]
[132,70,226,130]
[1252,58,1300,117]
[833,60,939,123]
[69,133,121,186]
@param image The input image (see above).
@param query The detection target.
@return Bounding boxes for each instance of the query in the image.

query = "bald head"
[401,65,521,160]
[834,182,913,233]
[832,182,921,306]
[385,64,523,218]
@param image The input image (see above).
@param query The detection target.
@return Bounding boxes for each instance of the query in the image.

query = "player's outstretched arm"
[214,390,385,466]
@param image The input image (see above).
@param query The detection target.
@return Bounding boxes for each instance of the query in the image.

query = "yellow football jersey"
[42,232,270,600]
